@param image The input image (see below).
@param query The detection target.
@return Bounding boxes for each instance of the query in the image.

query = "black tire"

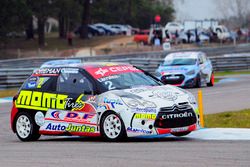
[100,111,127,142]
[171,131,191,137]
[195,74,201,88]
[15,112,40,141]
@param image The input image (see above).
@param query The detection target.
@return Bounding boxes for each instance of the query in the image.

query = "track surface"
[1,75,250,167]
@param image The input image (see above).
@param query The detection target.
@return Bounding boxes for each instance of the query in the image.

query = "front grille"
[155,105,197,128]
[160,103,190,112]
[161,74,185,85]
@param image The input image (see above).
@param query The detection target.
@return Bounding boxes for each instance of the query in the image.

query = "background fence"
[1,44,250,89]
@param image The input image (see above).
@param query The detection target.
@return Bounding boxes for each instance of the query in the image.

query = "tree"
[78,0,92,39]
[27,0,56,46]
[91,0,174,28]
[55,0,81,38]
[215,0,250,27]
[0,0,30,47]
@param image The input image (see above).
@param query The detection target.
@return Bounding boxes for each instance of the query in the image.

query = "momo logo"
[95,68,108,76]
[66,123,95,133]
[16,90,68,111]
[134,113,156,120]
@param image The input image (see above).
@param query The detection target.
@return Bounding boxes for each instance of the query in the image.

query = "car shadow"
[37,135,195,143]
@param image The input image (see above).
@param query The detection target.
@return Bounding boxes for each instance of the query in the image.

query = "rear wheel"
[15,112,40,141]
[100,112,126,141]
[171,131,191,137]
[207,72,214,87]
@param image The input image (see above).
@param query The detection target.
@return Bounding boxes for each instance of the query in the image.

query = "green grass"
[214,78,220,83]
[215,70,250,76]
[0,89,17,98]
[204,109,250,128]
[2,35,124,51]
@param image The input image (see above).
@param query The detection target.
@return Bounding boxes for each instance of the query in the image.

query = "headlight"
[121,97,156,108]
[186,69,195,75]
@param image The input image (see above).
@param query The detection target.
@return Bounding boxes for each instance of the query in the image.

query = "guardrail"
[1,54,250,89]
[1,44,250,69]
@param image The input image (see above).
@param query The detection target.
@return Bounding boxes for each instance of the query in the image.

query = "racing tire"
[195,74,201,88]
[100,111,127,142]
[171,131,191,137]
[207,72,214,87]
[15,112,40,142]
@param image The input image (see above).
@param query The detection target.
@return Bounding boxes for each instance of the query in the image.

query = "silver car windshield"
[163,58,197,66]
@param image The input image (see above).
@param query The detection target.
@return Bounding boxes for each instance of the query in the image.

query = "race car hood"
[108,85,191,110]
[158,65,195,75]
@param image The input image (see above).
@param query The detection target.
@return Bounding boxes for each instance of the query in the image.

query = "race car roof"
[39,61,130,69]
[40,59,82,68]
[33,61,137,77]
[164,52,204,60]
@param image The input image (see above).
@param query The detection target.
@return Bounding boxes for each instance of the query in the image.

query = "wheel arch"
[12,108,43,133]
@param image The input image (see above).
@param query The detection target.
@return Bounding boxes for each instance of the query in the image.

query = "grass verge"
[0,89,17,98]
[204,109,250,128]
[214,70,250,76]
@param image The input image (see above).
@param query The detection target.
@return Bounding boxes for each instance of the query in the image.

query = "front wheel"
[171,131,191,137]
[15,112,40,141]
[100,112,126,141]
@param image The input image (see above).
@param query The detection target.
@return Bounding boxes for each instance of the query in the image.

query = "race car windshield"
[163,58,197,66]
[97,72,162,90]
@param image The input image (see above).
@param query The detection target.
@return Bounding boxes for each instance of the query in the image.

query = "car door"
[202,54,213,82]
[199,54,211,82]
[198,54,207,84]
[50,68,98,132]
[55,68,97,112]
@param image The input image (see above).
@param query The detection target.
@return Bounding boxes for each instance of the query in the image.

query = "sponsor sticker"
[86,65,142,79]
[134,113,156,120]
[127,127,151,134]
[47,110,96,125]
[131,107,157,113]
[103,97,123,108]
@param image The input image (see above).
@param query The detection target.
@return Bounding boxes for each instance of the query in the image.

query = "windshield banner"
[86,65,142,79]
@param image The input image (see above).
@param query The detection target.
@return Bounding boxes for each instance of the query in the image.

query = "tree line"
[0,0,174,47]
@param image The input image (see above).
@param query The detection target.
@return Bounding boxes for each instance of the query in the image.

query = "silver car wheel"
[103,114,122,139]
[16,115,31,139]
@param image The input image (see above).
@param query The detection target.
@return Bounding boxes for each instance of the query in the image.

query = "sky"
[173,0,221,21]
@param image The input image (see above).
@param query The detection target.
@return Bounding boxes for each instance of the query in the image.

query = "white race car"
[11,62,200,141]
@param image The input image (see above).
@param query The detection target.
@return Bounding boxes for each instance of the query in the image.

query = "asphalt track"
[0,75,250,167]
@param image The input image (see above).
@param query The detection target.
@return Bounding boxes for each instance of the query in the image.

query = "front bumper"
[161,73,198,88]
[127,104,199,137]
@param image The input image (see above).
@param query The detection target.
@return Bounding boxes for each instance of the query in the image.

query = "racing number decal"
[104,81,116,90]
[37,78,45,88]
